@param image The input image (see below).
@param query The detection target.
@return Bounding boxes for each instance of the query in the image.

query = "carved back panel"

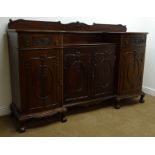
[8,19,127,32]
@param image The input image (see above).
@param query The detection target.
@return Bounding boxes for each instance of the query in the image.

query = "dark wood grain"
[64,46,92,104]
[117,34,147,97]
[7,19,147,132]
[7,32,21,110]
[8,19,127,32]
[19,49,63,113]
[93,45,116,98]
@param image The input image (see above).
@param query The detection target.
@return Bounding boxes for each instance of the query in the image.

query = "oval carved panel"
[122,49,144,92]
[94,58,112,89]
[94,53,114,89]
[64,49,91,102]
[127,55,140,86]
[24,56,55,102]
[68,60,86,93]
[34,65,54,100]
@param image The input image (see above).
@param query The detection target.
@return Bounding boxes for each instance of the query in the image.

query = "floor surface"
[0,95,155,137]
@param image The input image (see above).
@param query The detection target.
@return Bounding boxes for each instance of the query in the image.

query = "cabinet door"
[19,49,63,113]
[64,47,91,103]
[119,46,145,95]
[93,46,116,97]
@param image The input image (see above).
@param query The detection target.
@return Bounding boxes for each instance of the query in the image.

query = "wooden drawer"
[121,33,147,47]
[120,46,146,55]
[19,33,62,49]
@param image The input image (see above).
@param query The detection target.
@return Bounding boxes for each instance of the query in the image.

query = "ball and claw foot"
[10,105,15,117]
[61,113,67,123]
[139,93,145,103]
[114,99,121,109]
[10,111,14,117]
[17,126,26,133]
[114,103,121,109]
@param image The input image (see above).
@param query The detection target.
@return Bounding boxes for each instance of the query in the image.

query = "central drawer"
[19,33,63,49]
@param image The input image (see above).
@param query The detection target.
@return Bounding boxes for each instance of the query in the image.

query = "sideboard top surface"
[7,29,148,34]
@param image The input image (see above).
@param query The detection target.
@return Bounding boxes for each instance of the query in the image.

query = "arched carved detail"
[64,49,91,103]
[68,60,86,93]
[93,48,116,97]
[20,51,62,112]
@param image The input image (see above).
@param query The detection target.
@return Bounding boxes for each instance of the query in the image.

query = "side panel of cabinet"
[19,49,63,113]
[63,47,92,104]
[8,32,22,110]
[93,46,116,98]
[119,46,146,95]
[117,33,147,96]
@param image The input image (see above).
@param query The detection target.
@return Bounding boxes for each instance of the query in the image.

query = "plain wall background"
[0,17,155,116]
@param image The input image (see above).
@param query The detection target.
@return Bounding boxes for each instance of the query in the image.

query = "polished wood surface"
[7,19,147,132]
[64,44,116,105]
[8,19,127,32]
[19,50,63,113]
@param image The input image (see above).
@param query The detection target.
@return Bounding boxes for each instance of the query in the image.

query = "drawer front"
[121,34,147,47]
[19,33,62,49]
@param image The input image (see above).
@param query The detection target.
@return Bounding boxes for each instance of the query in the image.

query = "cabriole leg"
[61,111,67,123]
[10,105,15,117]
[139,92,145,103]
[114,98,121,109]
[17,122,26,133]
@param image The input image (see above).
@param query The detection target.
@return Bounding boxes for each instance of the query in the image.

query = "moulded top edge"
[7,29,148,34]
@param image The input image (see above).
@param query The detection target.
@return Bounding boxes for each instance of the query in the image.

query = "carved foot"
[114,99,121,109]
[10,105,15,117]
[10,111,14,117]
[17,123,26,133]
[139,93,145,103]
[61,112,67,123]
[18,126,26,133]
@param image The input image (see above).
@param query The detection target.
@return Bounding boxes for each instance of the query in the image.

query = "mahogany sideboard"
[7,19,148,132]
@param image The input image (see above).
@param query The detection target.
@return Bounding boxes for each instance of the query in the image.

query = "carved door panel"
[119,47,145,95]
[19,49,62,112]
[64,47,91,103]
[93,46,116,97]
